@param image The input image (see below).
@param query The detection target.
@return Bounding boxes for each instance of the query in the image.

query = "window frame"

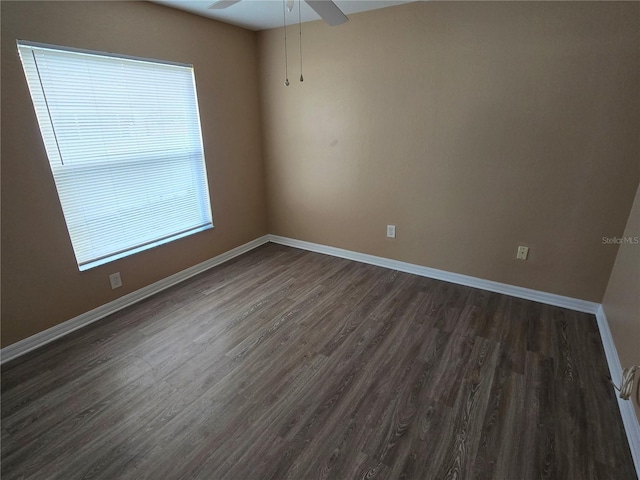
[17,40,214,271]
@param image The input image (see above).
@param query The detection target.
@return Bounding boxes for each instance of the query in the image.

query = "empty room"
[1,1,639,478]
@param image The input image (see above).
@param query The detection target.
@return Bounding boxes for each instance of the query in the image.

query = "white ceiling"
[151,0,415,31]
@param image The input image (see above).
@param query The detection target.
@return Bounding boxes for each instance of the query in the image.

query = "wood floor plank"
[1,243,635,479]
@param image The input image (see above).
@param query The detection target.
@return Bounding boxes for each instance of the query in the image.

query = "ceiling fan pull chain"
[299,0,304,82]
[283,0,290,86]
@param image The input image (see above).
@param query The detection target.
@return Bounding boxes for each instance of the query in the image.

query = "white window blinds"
[17,41,213,271]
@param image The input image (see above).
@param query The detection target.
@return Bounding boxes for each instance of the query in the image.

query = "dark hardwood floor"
[1,243,636,479]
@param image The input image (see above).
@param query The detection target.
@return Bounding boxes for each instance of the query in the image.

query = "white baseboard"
[0,235,270,365]
[0,234,601,362]
[267,235,600,314]
[596,306,640,477]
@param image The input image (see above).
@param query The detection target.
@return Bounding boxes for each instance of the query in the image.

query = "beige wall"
[258,1,640,302]
[2,1,639,350]
[603,184,640,421]
[1,1,267,347]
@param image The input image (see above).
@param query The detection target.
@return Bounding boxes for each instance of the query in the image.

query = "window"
[17,41,213,271]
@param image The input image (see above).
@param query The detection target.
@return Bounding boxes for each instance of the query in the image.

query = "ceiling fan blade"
[306,0,348,26]
[208,0,241,10]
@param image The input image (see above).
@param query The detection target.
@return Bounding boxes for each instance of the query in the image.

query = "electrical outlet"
[387,225,396,239]
[109,272,122,289]
[516,246,529,261]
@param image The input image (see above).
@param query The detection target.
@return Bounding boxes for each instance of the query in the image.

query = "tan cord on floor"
[612,365,640,405]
